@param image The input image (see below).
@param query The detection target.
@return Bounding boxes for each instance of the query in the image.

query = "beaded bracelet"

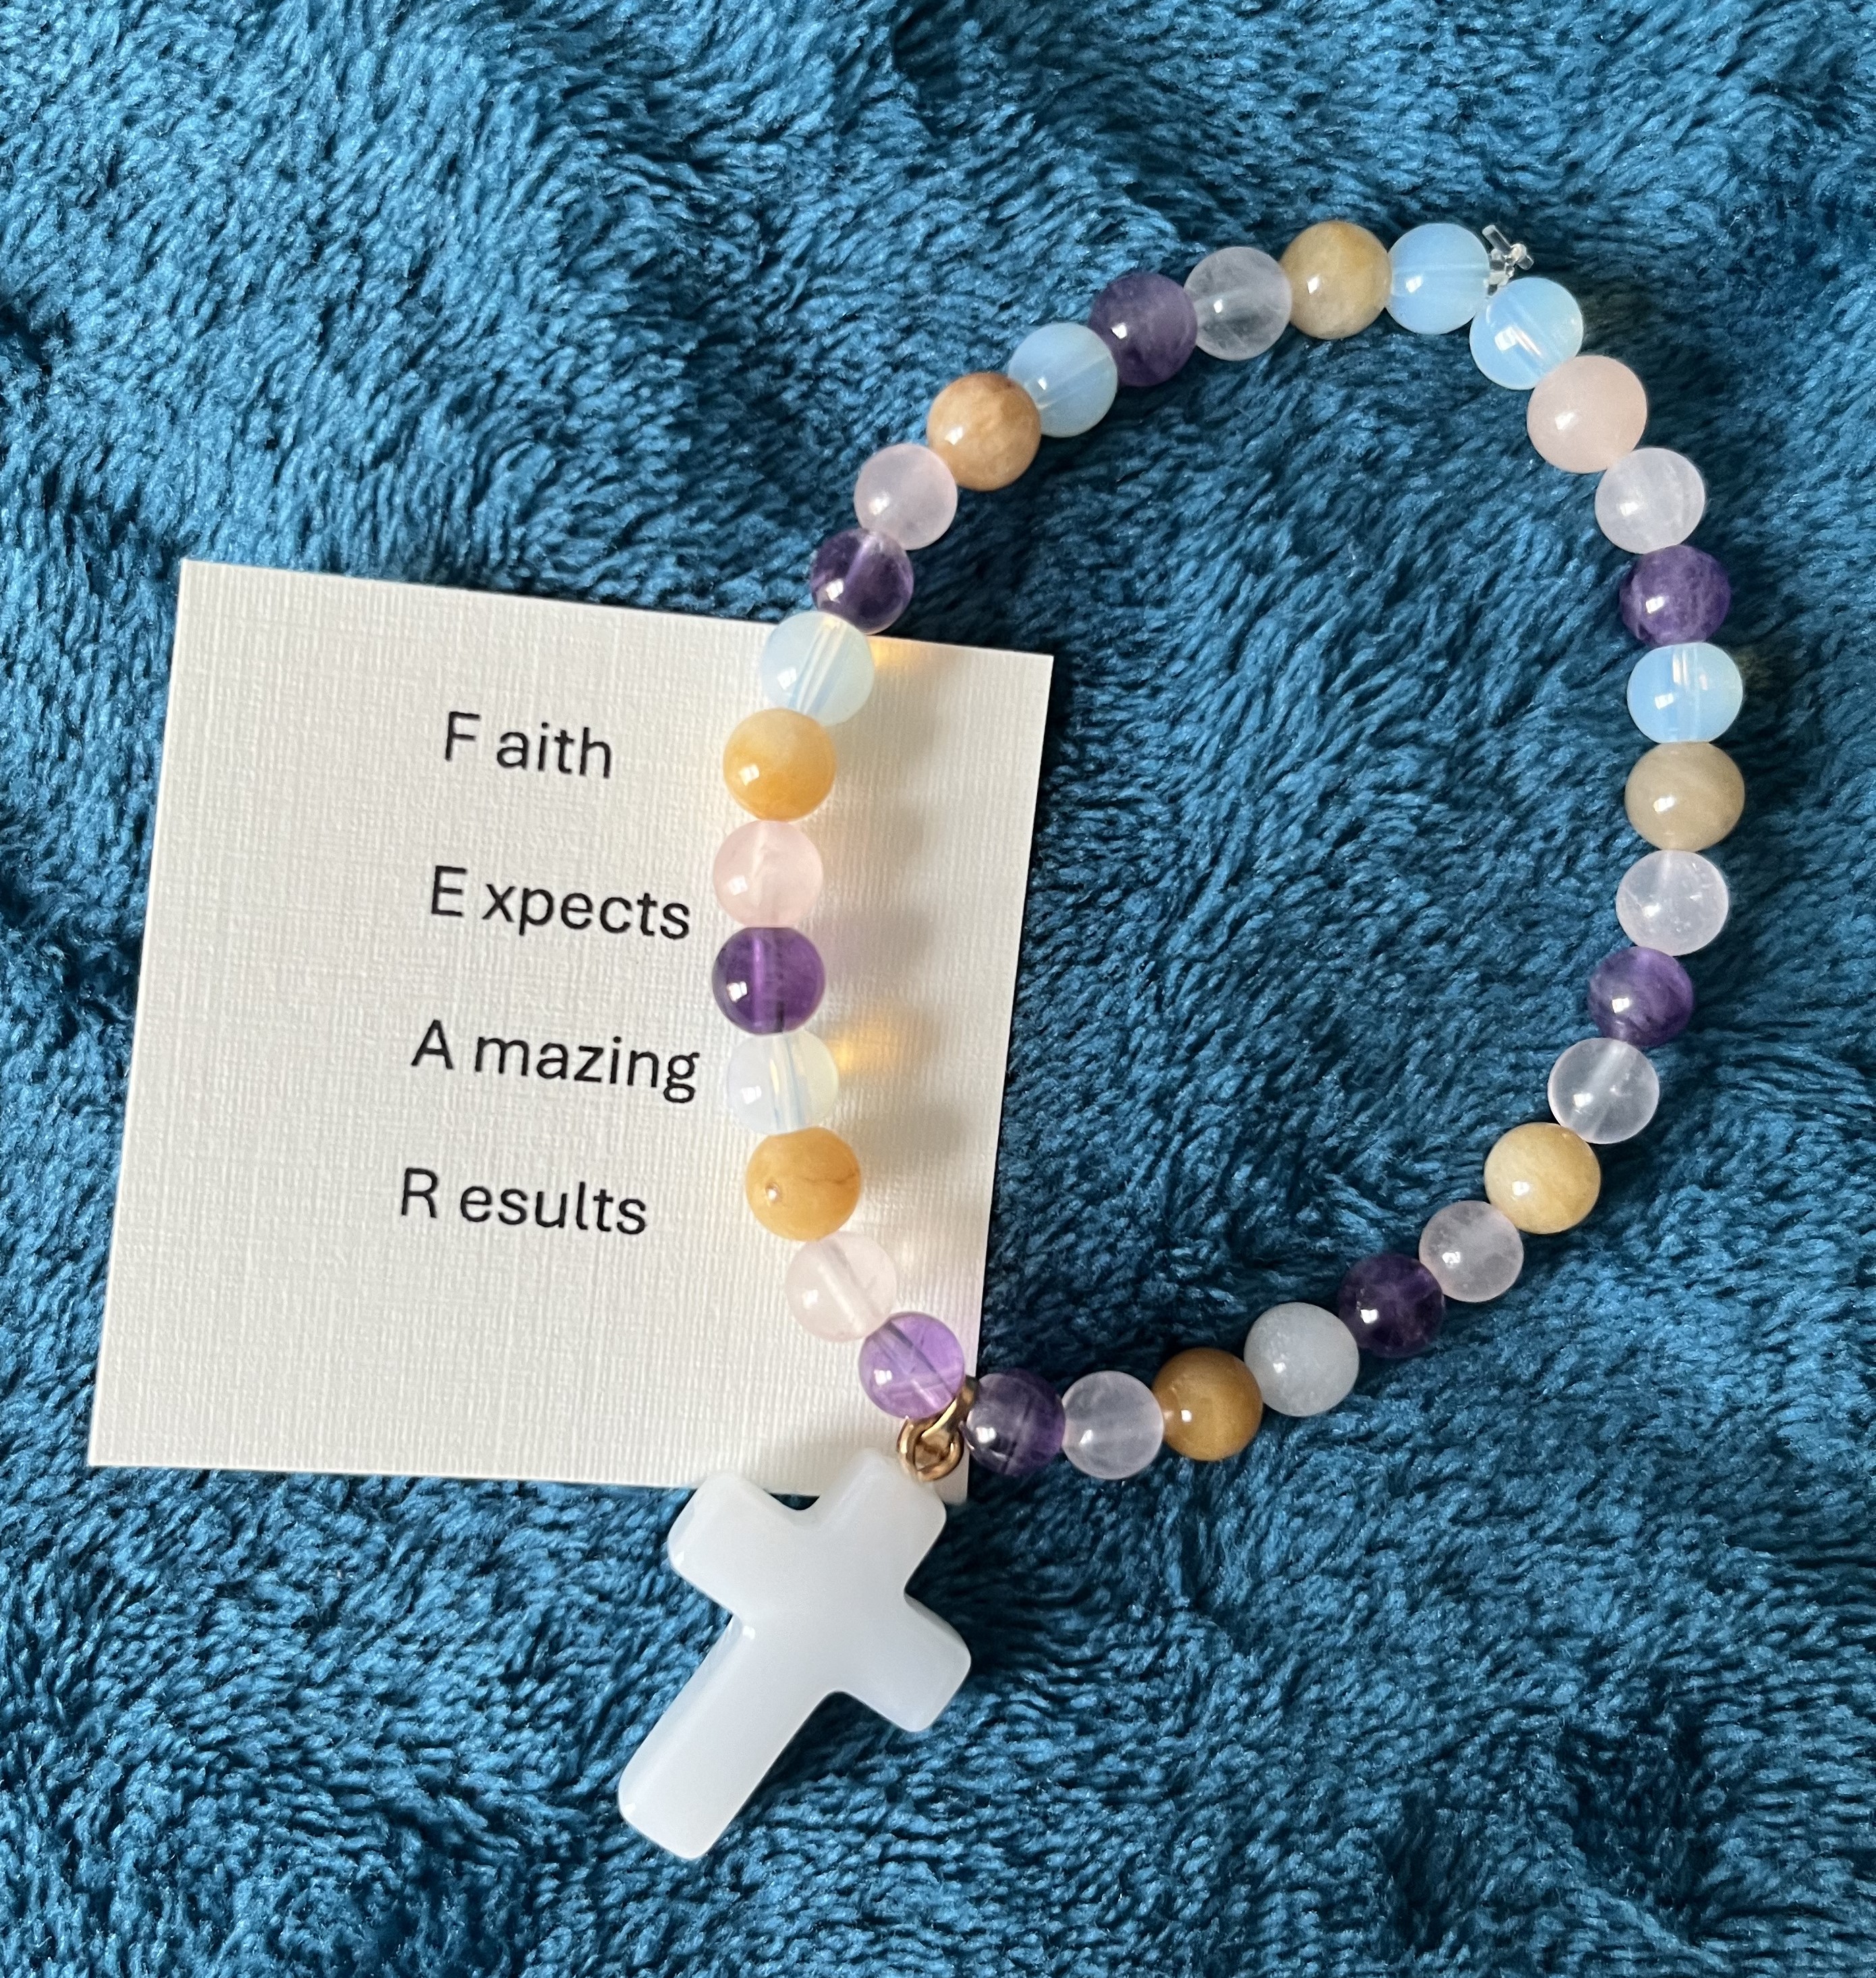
[710,217,1741,1487]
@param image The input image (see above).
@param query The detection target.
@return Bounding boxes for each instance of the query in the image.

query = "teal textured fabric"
[3,3,1875,1971]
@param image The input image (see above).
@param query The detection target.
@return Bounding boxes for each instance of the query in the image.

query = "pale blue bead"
[1386,223,1491,335]
[722,1030,839,1133]
[1468,277,1583,389]
[1007,321,1118,438]
[1626,642,1744,743]
[758,610,875,725]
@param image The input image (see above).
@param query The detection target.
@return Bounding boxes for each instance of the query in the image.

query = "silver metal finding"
[1483,224,1533,293]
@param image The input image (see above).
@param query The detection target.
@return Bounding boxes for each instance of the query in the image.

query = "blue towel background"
[3,1,1873,1971]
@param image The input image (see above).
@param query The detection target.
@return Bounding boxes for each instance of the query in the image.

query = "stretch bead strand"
[702,221,1746,1487]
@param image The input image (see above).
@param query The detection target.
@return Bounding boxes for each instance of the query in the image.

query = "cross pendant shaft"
[617,1450,970,1858]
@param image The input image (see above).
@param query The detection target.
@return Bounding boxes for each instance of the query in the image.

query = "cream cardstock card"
[90,562,1051,1495]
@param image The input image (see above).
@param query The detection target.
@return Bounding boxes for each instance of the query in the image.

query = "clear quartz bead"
[723,1030,839,1133]
[1595,447,1707,553]
[783,1232,898,1342]
[1417,1200,1524,1302]
[1616,848,1731,955]
[1548,1037,1661,1145]
[1060,1370,1165,1478]
[852,443,958,551]
[1184,246,1292,359]
[1242,1303,1360,1417]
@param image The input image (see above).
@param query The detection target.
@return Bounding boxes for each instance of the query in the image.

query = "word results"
[400,1167,648,1235]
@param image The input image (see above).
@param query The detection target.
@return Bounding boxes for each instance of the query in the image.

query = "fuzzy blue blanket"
[3,1,1873,1971]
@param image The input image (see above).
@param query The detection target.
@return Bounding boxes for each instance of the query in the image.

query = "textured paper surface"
[90,562,1050,1493]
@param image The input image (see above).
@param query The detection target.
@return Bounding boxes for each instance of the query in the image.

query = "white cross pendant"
[616,1450,971,1857]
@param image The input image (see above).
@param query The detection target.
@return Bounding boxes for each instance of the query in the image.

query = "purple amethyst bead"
[858,1313,966,1418]
[1089,271,1199,388]
[711,927,825,1034]
[808,527,914,634]
[1338,1252,1445,1360]
[962,1370,1065,1477]
[1588,944,1694,1047]
[1618,546,1731,647]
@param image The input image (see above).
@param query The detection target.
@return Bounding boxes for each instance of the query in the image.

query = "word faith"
[444,709,613,777]
[615,1452,970,1858]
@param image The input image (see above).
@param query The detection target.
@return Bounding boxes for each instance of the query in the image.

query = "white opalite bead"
[723,1030,839,1133]
[1418,1200,1524,1302]
[1616,848,1731,955]
[1548,1037,1661,1145]
[1627,643,1743,744]
[853,443,958,551]
[1595,447,1707,553]
[1242,1302,1359,1417]
[1059,1371,1165,1479]
[784,1232,898,1342]
[758,610,875,724]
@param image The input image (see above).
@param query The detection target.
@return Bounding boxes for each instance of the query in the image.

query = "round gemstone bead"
[963,1370,1065,1477]
[1281,220,1390,339]
[1617,848,1731,955]
[1483,1123,1600,1235]
[722,1029,839,1133]
[744,1128,861,1242]
[722,710,836,821]
[1624,742,1744,851]
[858,1313,964,1417]
[1468,277,1582,389]
[711,926,825,1033]
[784,1232,898,1342]
[1589,945,1696,1048]
[713,819,824,927]
[808,528,912,634]
[1626,642,1742,744]
[926,370,1042,491]
[1089,270,1199,387]
[1385,223,1491,334]
[1595,447,1707,553]
[1418,1201,1524,1303]
[1153,1348,1263,1462]
[852,442,958,551]
[1184,246,1291,360]
[1242,1302,1360,1417]
[1619,546,1731,646]
[1337,1253,1445,1360]
[1547,1037,1660,1145]
[758,611,876,725]
[1059,1371,1165,1479]
[1006,321,1119,437]
[1526,355,1648,473]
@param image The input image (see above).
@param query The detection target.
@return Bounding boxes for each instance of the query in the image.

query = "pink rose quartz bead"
[712,821,823,927]
[853,443,958,551]
[1526,355,1648,472]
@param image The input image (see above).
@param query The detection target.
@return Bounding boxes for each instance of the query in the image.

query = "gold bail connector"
[896,1376,978,1484]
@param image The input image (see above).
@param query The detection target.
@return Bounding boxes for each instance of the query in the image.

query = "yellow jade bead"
[722,709,836,821]
[1624,741,1745,851]
[1153,1347,1264,1462]
[925,370,1042,491]
[1526,354,1649,472]
[744,1128,861,1241]
[1484,1122,1601,1234]
[1280,221,1391,339]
